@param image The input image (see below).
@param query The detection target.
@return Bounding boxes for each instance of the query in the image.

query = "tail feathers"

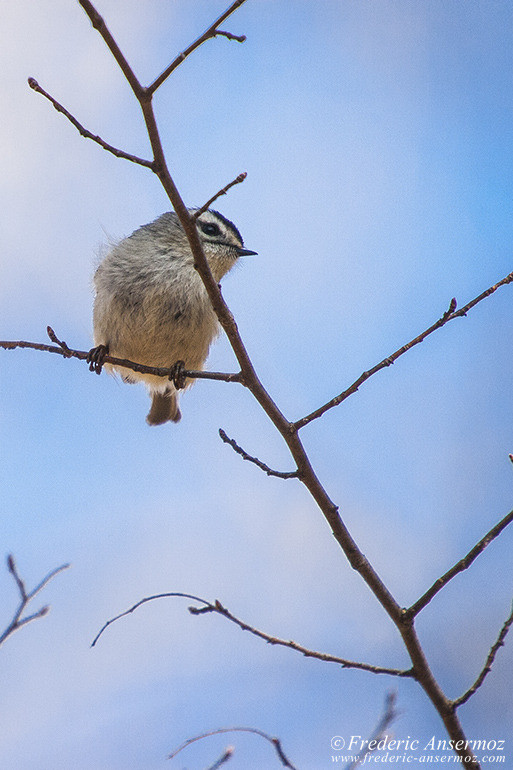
[146,390,181,425]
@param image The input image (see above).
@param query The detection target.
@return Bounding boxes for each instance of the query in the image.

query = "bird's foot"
[86,344,109,375]
[169,360,186,390]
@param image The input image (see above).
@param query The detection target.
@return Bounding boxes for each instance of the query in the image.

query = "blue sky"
[1,1,513,768]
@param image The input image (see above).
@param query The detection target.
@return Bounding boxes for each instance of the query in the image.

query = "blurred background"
[1,1,512,767]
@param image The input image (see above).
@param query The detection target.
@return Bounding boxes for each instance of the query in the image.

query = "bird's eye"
[200,222,221,237]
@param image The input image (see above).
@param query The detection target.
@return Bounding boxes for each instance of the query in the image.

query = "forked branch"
[0,555,70,647]
[19,2,513,765]
[91,591,413,678]
[168,727,297,769]
[148,0,249,93]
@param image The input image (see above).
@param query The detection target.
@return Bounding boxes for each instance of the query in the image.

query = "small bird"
[89,209,256,425]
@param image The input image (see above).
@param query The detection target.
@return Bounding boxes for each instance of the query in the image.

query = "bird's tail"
[146,389,181,425]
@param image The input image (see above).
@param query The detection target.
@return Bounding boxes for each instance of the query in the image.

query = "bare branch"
[0,328,242,385]
[28,560,70,597]
[190,599,412,677]
[205,747,235,770]
[46,326,73,357]
[193,173,247,219]
[149,0,249,94]
[0,556,70,647]
[7,553,26,599]
[77,0,144,99]
[92,591,413,678]
[295,272,513,429]
[407,509,513,618]
[27,78,153,168]
[345,692,399,770]
[25,3,506,763]
[91,592,206,647]
[215,30,247,43]
[453,601,513,709]
[219,429,299,479]
[168,727,297,769]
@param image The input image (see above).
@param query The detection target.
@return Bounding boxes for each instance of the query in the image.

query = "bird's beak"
[237,247,258,257]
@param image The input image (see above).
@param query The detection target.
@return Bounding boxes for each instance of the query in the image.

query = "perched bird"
[89,209,256,425]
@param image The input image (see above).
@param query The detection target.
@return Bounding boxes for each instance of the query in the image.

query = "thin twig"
[78,0,144,98]
[219,429,299,479]
[407,509,513,618]
[92,592,413,678]
[0,328,242,385]
[190,599,412,677]
[345,692,399,770]
[168,727,296,769]
[91,592,205,647]
[216,30,246,42]
[295,272,513,429]
[205,747,234,770]
[27,78,153,168]
[0,556,70,647]
[7,554,26,599]
[193,173,247,219]
[453,601,513,709]
[149,0,249,94]
[46,326,72,356]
